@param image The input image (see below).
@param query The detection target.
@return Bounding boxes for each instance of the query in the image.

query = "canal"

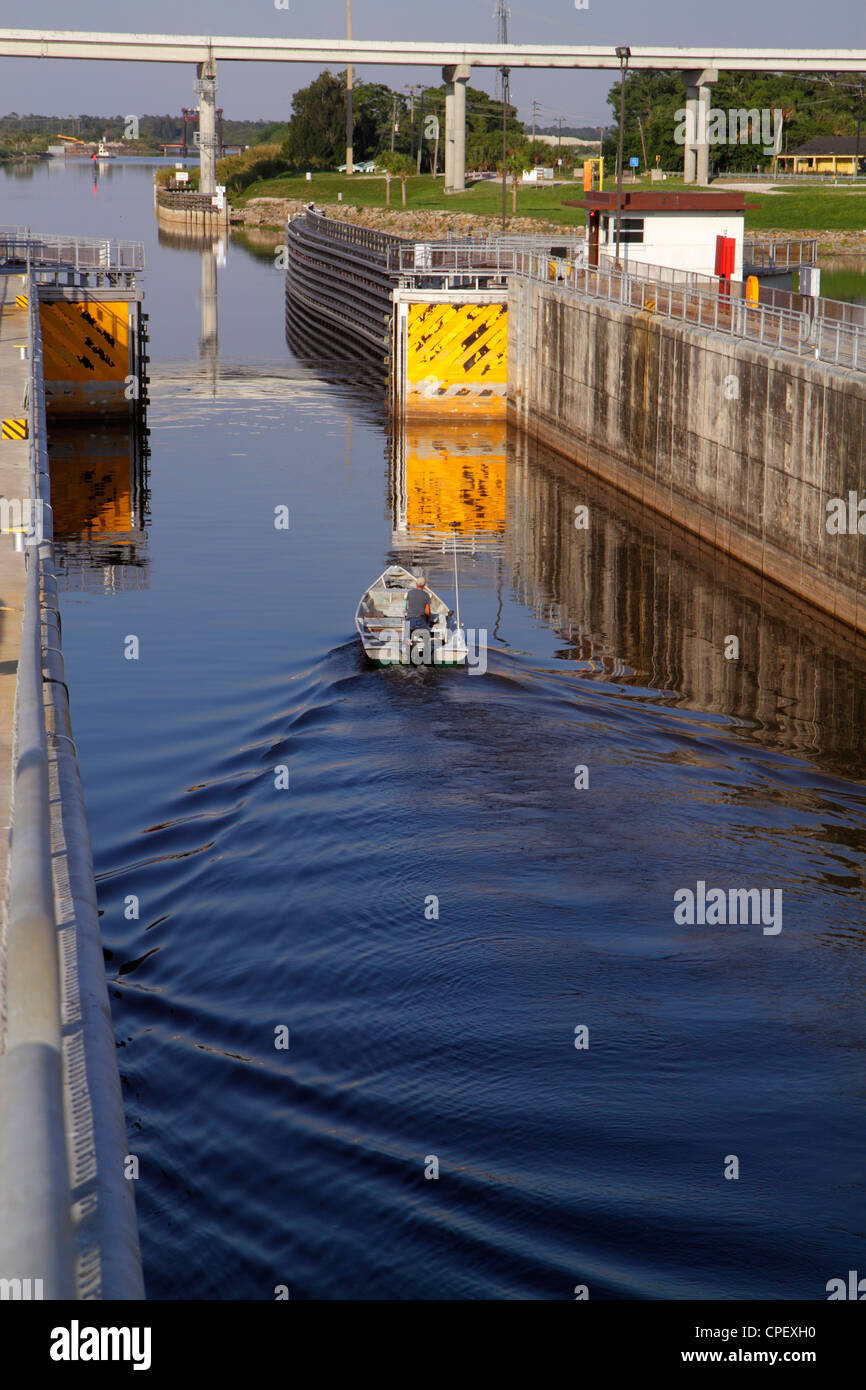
[3,158,866,1300]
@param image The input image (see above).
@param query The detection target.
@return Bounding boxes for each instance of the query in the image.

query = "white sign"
[175,170,189,183]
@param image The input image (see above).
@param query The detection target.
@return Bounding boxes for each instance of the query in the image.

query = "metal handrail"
[517,250,813,351]
[0,232,145,272]
[743,237,819,271]
[518,251,866,368]
[0,250,76,1298]
[298,210,409,259]
[601,251,866,330]
[0,255,144,1299]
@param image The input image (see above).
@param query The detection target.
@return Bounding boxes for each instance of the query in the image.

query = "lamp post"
[345,0,353,176]
[614,45,630,267]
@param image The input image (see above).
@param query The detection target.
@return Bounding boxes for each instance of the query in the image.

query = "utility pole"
[501,65,509,230]
[614,46,630,267]
[493,0,511,102]
[531,99,540,141]
[389,94,398,151]
[637,114,648,168]
[405,85,419,163]
[556,115,565,151]
[416,88,426,174]
[345,0,353,175]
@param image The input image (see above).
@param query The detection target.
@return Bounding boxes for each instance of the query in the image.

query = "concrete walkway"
[0,270,31,1036]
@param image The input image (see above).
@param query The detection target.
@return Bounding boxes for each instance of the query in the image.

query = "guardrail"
[601,251,866,331]
[743,237,819,271]
[298,209,409,259]
[0,249,76,1297]
[0,258,144,1298]
[386,239,587,285]
[517,252,866,369]
[441,231,586,252]
[717,172,866,183]
[0,229,145,272]
[156,189,224,214]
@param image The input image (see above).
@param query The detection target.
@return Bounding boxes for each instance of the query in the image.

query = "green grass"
[233,172,590,225]
[234,170,866,235]
[740,189,866,232]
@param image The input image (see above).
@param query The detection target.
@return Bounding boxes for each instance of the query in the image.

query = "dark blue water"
[4,160,866,1300]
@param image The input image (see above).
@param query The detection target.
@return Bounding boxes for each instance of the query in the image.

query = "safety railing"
[0,257,144,1299]
[812,316,866,370]
[517,251,799,354]
[717,171,866,183]
[743,237,819,271]
[156,189,225,213]
[298,209,409,259]
[442,231,586,253]
[518,251,866,370]
[0,249,76,1298]
[600,251,866,332]
[0,230,145,272]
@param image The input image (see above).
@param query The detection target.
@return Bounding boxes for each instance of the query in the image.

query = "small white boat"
[96,141,115,160]
[355,564,468,666]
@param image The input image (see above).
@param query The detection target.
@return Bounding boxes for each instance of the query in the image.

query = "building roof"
[790,136,865,155]
[566,190,751,213]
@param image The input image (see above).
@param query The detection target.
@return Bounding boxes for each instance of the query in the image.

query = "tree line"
[602,70,866,172]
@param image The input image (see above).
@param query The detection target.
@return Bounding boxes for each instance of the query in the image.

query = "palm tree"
[379,150,414,205]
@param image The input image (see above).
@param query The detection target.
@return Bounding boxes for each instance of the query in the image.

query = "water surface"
[3,160,866,1299]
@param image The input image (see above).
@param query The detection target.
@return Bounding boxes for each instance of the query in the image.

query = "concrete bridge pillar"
[682,68,717,186]
[196,57,218,196]
[442,64,471,192]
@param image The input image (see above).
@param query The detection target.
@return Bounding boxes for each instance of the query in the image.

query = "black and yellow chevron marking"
[1,417,28,440]
[14,294,28,309]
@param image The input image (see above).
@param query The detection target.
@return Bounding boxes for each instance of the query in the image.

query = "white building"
[580,190,749,280]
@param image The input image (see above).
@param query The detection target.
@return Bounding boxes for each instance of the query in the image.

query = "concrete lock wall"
[508,279,866,637]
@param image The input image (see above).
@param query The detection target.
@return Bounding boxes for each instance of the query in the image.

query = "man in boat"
[407,574,432,632]
[407,573,433,663]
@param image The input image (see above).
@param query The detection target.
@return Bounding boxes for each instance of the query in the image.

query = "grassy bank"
[233,172,589,226]
[233,170,866,239]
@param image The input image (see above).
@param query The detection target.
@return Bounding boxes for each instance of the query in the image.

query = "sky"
[0,1,864,128]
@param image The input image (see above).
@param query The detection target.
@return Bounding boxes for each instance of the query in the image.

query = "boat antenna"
[452,529,461,630]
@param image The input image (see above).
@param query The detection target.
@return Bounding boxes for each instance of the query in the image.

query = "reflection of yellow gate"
[396,295,508,418]
[48,428,133,536]
[400,423,506,536]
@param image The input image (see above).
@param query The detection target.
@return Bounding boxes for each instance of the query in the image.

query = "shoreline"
[230,197,866,255]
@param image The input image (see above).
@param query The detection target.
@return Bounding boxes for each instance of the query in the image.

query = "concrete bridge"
[3,29,866,191]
